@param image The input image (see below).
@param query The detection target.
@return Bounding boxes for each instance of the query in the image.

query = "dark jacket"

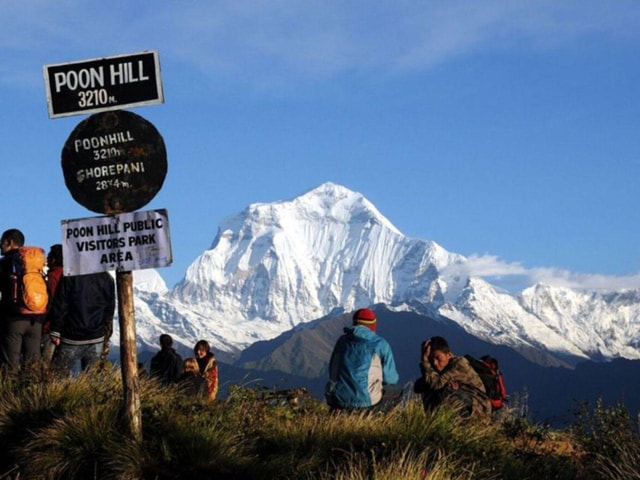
[0,250,17,316]
[43,265,64,334]
[178,372,206,397]
[150,348,183,385]
[49,272,115,344]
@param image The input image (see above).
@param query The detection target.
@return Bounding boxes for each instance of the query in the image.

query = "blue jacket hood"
[343,325,377,341]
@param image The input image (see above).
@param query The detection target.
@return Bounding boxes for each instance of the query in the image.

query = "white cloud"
[525,267,640,292]
[2,1,639,90]
[445,254,640,293]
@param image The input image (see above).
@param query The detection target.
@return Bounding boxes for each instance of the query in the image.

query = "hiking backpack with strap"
[464,354,507,411]
[8,246,49,315]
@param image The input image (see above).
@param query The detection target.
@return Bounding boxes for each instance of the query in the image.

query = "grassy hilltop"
[0,366,638,479]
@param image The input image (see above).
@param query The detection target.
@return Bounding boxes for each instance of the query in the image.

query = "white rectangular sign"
[61,209,172,276]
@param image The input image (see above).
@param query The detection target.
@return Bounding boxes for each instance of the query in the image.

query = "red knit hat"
[352,308,377,332]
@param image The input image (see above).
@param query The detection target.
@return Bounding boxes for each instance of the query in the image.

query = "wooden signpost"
[47,51,169,442]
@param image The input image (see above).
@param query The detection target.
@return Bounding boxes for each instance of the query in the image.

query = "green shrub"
[572,399,640,480]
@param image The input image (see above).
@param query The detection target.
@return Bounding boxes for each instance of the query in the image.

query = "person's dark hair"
[429,336,450,353]
[194,339,210,355]
[1,229,24,247]
[48,244,63,266]
[159,334,173,349]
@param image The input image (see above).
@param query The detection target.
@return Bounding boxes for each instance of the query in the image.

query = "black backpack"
[464,354,507,411]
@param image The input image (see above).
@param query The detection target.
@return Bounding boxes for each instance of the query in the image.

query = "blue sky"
[1,1,639,291]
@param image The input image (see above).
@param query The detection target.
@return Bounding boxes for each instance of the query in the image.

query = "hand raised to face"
[421,339,431,363]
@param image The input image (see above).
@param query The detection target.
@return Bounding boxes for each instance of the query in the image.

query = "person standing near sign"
[0,229,47,371]
[42,244,64,365]
[49,270,115,373]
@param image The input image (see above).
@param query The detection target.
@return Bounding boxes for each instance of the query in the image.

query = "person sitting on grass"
[325,308,399,413]
[414,336,491,420]
[177,357,206,397]
[149,333,183,385]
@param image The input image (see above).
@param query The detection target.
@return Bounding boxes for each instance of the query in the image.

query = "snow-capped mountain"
[129,182,640,364]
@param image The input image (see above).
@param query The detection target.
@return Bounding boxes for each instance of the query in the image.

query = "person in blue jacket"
[325,308,399,412]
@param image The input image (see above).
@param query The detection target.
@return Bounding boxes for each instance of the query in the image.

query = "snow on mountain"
[130,182,640,363]
[140,182,464,352]
[438,278,591,362]
[518,284,640,359]
[425,269,640,364]
[132,269,168,294]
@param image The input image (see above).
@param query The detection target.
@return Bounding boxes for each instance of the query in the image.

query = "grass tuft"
[0,369,635,480]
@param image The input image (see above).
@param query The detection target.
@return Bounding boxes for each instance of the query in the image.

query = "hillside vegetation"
[0,365,638,479]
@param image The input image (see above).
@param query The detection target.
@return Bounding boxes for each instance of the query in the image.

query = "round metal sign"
[61,110,167,214]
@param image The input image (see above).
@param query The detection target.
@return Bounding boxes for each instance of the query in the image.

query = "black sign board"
[61,110,167,214]
[44,51,163,118]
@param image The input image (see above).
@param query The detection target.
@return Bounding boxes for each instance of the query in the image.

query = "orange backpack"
[9,246,49,315]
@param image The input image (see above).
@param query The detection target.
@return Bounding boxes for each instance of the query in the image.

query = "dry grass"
[0,366,633,479]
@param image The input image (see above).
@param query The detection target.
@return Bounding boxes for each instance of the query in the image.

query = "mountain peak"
[285,182,402,235]
[164,182,460,350]
[300,181,351,198]
[130,183,640,365]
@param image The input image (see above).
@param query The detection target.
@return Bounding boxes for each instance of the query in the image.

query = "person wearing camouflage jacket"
[414,336,491,420]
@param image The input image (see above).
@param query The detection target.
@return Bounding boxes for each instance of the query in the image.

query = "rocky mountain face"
[127,182,640,368]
